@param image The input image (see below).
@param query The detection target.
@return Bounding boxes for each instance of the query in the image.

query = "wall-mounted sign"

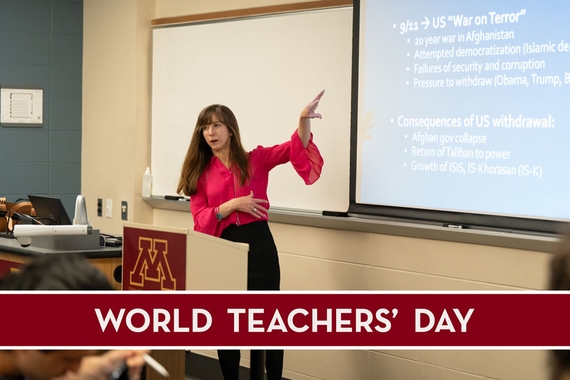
[1,87,43,127]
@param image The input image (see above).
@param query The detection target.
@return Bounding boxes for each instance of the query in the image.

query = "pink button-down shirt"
[190,131,323,237]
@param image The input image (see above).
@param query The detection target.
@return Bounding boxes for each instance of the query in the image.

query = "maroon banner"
[1,291,570,348]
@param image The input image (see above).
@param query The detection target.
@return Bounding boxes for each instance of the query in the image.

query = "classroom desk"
[0,234,122,289]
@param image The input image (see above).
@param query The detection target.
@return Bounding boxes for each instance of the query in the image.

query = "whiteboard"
[151,8,352,212]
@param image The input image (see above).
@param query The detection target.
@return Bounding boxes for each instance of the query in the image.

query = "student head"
[0,254,110,380]
[0,253,113,291]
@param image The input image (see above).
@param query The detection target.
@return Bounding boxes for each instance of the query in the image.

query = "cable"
[7,211,45,225]
[5,211,47,236]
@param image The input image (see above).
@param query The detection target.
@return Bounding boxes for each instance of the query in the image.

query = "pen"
[143,353,170,377]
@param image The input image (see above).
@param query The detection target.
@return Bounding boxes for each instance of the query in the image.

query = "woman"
[177,91,325,380]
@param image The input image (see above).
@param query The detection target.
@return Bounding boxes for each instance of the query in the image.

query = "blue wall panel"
[51,99,81,131]
[0,129,49,162]
[50,163,81,194]
[0,0,51,34]
[52,34,83,67]
[0,33,51,65]
[51,131,81,163]
[52,2,83,35]
[0,0,83,218]
[0,163,50,194]
[51,66,82,99]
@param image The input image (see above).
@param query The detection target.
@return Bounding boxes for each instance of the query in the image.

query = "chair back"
[0,200,36,233]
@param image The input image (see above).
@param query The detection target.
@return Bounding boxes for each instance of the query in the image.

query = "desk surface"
[0,234,121,258]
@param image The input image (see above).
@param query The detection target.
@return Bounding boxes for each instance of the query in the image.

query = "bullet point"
[390,118,394,123]
[406,81,409,85]
[407,38,410,43]
[407,52,410,57]
[404,148,407,152]
[404,135,408,139]
[393,24,396,29]
[406,67,410,71]
[404,163,407,167]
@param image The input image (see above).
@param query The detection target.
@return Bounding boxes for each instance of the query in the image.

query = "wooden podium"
[122,222,248,380]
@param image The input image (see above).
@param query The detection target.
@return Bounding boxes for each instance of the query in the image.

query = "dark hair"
[0,254,113,291]
[177,104,250,196]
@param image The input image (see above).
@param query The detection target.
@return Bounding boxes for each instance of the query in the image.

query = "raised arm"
[298,90,325,148]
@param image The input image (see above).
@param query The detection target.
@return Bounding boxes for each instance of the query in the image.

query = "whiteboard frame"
[151,7,353,213]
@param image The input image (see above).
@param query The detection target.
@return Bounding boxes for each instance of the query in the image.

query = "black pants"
[218,221,283,380]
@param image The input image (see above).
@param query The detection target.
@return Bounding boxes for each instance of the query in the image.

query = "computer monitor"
[27,195,72,226]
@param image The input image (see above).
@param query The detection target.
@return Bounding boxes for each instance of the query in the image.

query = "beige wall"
[83,1,555,380]
[83,0,154,233]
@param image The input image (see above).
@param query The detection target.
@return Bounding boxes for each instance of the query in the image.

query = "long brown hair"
[177,104,250,196]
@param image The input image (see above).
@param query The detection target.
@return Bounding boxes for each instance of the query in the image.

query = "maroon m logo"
[129,237,176,290]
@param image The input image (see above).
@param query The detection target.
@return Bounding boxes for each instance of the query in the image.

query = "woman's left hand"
[300,90,324,119]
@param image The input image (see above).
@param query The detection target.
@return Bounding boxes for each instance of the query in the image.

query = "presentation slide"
[355,0,570,222]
